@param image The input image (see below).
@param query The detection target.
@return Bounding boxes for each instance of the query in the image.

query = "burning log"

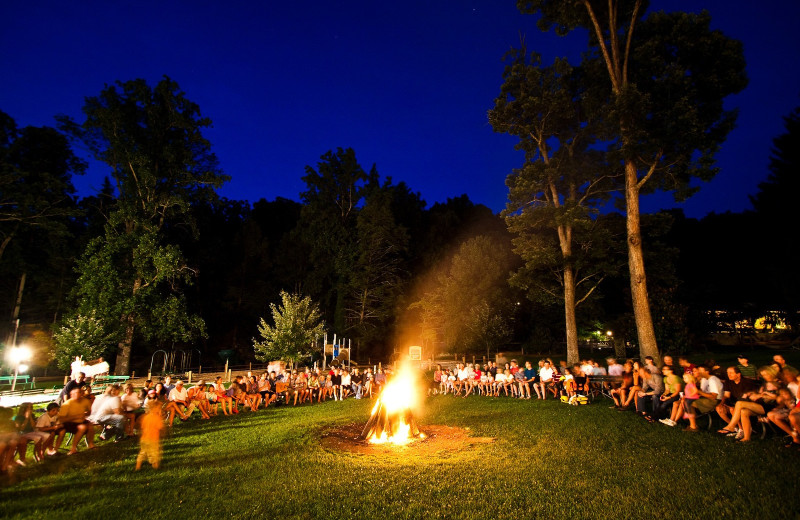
[358,399,421,442]
[358,361,425,445]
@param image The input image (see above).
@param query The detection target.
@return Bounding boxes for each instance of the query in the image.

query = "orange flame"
[366,362,425,445]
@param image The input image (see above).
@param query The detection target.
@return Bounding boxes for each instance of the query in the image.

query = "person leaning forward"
[56,387,96,455]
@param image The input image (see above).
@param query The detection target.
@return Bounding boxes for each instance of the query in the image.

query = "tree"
[411,235,515,355]
[517,1,747,360]
[749,106,800,330]
[61,77,228,374]
[52,311,117,370]
[468,301,513,360]
[296,148,369,331]
[0,111,85,262]
[253,291,326,365]
[490,51,615,363]
[344,181,410,357]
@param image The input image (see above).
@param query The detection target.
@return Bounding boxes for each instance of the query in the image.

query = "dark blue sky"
[2,1,798,218]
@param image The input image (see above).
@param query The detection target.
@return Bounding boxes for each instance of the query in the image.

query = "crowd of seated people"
[0,364,389,474]
[432,357,621,401]
[2,353,798,473]
[432,353,800,445]
[601,353,799,444]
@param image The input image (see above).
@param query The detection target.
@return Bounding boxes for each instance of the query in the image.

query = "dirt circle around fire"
[320,422,495,456]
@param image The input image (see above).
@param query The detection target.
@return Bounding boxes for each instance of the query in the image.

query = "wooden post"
[131,371,136,379]
[198,365,202,375]
[249,362,252,371]
[224,359,229,376]
[188,371,192,384]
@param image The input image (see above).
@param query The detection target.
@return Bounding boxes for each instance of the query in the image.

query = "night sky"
[2,1,798,218]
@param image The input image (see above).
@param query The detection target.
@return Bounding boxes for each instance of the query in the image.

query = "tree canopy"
[60,77,227,374]
[253,291,326,365]
[0,111,85,262]
[516,1,747,360]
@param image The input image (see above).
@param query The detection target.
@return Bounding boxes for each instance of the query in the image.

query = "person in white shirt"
[684,365,723,432]
[493,371,506,397]
[446,371,456,395]
[455,364,470,396]
[169,380,196,420]
[539,361,555,400]
[90,384,127,441]
[121,383,142,435]
[340,370,351,400]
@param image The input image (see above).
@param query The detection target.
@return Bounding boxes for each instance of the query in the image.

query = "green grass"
[1,396,799,519]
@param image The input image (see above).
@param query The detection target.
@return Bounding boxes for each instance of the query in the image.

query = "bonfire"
[359,362,426,445]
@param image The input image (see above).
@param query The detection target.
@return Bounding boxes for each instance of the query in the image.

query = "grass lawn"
[1,395,798,519]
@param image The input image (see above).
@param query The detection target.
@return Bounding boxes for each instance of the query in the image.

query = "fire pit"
[319,361,495,456]
[358,363,425,445]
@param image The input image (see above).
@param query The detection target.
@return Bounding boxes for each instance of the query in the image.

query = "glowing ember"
[359,362,425,445]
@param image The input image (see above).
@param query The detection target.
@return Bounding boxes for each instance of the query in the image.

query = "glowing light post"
[7,345,32,391]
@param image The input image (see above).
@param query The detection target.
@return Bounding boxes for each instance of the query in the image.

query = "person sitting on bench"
[56,387,96,455]
[90,384,127,441]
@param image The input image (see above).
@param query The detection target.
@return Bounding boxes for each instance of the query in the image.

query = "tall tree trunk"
[115,314,135,375]
[0,225,18,263]
[556,212,578,364]
[563,266,579,365]
[625,160,659,363]
[6,272,26,345]
[115,277,141,375]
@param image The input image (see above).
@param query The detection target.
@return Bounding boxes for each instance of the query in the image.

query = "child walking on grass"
[136,400,163,470]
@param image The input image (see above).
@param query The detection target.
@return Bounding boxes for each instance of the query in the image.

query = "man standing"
[58,372,87,405]
[607,358,624,377]
[736,354,758,380]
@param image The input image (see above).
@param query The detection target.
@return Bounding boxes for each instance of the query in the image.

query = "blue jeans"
[653,395,679,420]
[636,393,662,415]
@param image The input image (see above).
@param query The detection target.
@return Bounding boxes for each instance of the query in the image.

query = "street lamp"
[6,345,32,391]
